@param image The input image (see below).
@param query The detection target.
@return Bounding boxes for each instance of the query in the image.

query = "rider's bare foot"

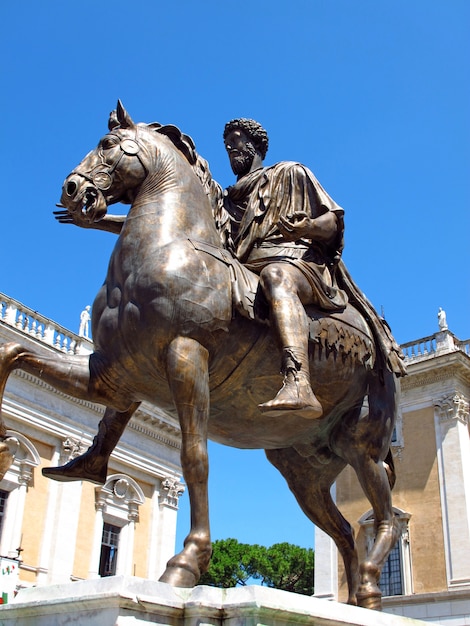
[258,373,323,419]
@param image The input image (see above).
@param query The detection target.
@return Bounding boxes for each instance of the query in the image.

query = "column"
[146,483,161,580]
[88,498,105,579]
[314,484,338,599]
[151,478,184,579]
[434,392,470,587]
[37,440,83,585]
[0,471,29,559]
[115,506,137,576]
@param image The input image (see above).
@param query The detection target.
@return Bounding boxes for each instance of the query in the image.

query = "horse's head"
[60,101,154,223]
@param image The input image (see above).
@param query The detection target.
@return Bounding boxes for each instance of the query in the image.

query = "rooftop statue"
[78,305,91,339]
[438,307,448,331]
[0,102,405,610]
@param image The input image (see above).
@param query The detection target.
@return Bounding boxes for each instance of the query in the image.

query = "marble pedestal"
[0,576,427,625]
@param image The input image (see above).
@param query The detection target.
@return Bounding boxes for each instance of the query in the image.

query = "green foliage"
[258,542,315,595]
[199,538,315,596]
[198,538,260,587]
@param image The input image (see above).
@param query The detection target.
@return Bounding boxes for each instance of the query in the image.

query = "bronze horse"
[0,103,402,610]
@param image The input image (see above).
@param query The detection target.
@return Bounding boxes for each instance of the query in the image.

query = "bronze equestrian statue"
[0,102,405,610]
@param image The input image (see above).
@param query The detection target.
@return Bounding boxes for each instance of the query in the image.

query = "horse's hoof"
[42,456,107,485]
[0,343,23,363]
[0,341,23,369]
[159,565,199,588]
[0,443,14,480]
[356,591,382,611]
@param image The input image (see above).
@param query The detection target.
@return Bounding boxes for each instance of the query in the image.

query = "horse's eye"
[101,137,118,150]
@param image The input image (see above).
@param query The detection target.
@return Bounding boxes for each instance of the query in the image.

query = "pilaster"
[37,439,83,585]
[151,477,184,578]
[314,484,338,600]
[434,391,470,588]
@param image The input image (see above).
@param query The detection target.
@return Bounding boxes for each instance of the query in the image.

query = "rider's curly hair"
[223,118,269,159]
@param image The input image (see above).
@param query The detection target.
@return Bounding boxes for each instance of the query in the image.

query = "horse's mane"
[145,122,233,249]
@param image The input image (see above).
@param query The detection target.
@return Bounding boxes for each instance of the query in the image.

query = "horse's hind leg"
[353,455,398,610]
[43,403,140,484]
[265,447,360,605]
[335,369,399,610]
[159,336,211,588]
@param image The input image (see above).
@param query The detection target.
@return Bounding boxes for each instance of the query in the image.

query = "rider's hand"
[278,212,314,241]
[53,209,93,228]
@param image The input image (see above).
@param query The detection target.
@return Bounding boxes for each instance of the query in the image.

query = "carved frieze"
[434,392,469,424]
[161,477,185,508]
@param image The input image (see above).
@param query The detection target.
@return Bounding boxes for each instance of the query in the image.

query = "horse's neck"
[127,164,222,247]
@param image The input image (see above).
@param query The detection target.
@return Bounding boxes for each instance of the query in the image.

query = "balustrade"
[400,335,437,362]
[456,339,470,356]
[2,292,469,364]
[0,293,92,355]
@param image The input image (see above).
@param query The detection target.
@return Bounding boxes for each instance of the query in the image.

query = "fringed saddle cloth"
[189,239,376,370]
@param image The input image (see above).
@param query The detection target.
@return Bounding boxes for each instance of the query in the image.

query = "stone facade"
[314,316,470,624]
[0,293,185,597]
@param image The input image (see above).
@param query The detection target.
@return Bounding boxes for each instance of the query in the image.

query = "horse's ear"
[108,109,119,130]
[116,100,135,129]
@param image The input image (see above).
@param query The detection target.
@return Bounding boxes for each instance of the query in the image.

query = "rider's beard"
[230,142,257,177]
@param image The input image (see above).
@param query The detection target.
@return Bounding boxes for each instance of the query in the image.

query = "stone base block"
[0,576,427,625]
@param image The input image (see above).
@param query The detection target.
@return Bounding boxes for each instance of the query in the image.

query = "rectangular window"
[0,490,9,539]
[99,523,121,577]
[379,542,403,596]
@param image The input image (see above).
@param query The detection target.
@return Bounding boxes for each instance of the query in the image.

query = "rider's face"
[224,129,257,177]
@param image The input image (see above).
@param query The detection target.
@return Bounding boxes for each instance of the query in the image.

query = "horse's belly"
[208,335,369,450]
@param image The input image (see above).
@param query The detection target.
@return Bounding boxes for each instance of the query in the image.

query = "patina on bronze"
[0,102,405,610]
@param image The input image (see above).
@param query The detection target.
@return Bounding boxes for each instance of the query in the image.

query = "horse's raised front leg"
[159,336,211,588]
[0,342,133,481]
[0,343,88,479]
[266,446,360,605]
[0,342,127,407]
[43,403,140,484]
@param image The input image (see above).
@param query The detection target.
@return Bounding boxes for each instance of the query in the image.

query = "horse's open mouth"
[76,187,108,222]
[62,179,108,223]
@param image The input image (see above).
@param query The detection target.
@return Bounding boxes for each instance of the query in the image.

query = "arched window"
[0,490,9,539]
[88,474,145,579]
[0,431,40,559]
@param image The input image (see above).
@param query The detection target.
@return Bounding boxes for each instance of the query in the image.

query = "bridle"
[70,125,151,192]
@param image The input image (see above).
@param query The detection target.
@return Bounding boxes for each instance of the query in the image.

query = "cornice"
[401,358,470,392]
[11,369,102,413]
[129,417,181,450]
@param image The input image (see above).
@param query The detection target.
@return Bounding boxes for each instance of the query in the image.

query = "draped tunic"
[224,161,348,311]
[222,161,406,376]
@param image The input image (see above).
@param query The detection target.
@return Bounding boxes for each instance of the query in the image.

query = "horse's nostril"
[66,180,77,196]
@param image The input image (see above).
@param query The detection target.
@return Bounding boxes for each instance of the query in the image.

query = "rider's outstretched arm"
[53,211,126,235]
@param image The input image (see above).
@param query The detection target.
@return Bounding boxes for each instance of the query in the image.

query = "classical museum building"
[0,292,185,601]
[1,291,469,625]
[314,311,470,624]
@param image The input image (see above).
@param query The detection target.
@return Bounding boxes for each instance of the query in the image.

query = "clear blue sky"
[1,1,468,552]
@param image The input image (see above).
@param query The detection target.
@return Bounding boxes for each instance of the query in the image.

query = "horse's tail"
[366,353,399,492]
